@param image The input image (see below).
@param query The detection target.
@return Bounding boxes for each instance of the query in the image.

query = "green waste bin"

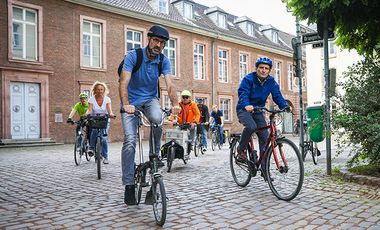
[306,105,325,142]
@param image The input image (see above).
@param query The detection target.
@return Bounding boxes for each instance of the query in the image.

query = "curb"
[337,169,380,187]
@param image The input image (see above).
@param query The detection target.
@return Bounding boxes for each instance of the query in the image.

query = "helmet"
[79,93,88,99]
[196,98,204,103]
[255,57,273,68]
[147,25,169,41]
[181,90,192,97]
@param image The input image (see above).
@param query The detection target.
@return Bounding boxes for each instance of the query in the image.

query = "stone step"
[0,139,64,148]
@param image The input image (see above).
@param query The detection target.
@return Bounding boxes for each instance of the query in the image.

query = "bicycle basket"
[88,116,108,129]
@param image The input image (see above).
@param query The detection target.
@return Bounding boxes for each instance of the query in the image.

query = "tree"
[285,0,380,56]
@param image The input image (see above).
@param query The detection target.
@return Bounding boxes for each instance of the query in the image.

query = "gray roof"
[91,0,294,53]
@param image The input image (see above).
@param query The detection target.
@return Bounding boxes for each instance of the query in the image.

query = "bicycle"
[211,124,222,151]
[229,107,304,201]
[194,123,208,156]
[87,114,112,180]
[68,117,91,165]
[133,109,168,226]
[301,124,321,165]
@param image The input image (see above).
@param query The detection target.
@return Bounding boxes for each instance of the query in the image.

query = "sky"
[193,0,297,35]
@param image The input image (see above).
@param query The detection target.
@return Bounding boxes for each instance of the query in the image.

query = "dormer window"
[247,23,254,36]
[235,16,256,37]
[272,31,278,43]
[159,0,169,14]
[183,2,193,19]
[217,13,226,29]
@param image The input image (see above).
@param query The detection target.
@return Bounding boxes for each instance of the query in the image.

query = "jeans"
[237,110,269,156]
[89,122,109,160]
[212,124,224,144]
[121,99,162,186]
[199,125,208,148]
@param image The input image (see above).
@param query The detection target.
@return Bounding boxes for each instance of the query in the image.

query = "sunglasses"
[182,96,189,99]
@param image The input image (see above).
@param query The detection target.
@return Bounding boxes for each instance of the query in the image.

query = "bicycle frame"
[249,112,288,172]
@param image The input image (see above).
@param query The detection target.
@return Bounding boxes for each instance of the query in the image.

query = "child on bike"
[67,93,89,145]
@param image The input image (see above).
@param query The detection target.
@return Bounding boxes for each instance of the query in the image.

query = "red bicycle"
[229,107,304,201]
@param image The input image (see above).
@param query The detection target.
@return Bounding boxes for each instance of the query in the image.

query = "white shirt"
[88,96,111,116]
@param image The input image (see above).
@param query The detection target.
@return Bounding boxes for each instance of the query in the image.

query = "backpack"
[117,48,164,98]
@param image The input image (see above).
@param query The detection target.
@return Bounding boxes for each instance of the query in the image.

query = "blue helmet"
[255,57,273,68]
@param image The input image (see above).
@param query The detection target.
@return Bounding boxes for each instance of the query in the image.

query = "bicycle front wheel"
[312,142,321,165]
[74,134,83,166]
[229,138,251,187]
[167,146,175,173]
[96,136,102,180]
[194,135,199,157]
[152,177,167,227]
[211,133,216,151]
[265,138,304,201]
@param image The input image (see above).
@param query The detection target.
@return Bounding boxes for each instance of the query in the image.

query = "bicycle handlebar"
[253,106,289,114]
[133,108,170,127]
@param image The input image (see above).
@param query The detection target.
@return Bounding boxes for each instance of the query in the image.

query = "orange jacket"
[170,100,200,124]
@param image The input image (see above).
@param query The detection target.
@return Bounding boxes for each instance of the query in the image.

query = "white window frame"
[287,63,294,91]
[239,53,248,80]
[274,61,282,88]
[158,0,169,14]
[217,13,226,29]
[272,31,278,43]
[219,98,231,121]
[183,2,193,19]
[163,38,177,75]
[218,49,228,83]
[126,29,142,52]
[194,43,205,80]
[10,3,42,62]
[247,23,254,37]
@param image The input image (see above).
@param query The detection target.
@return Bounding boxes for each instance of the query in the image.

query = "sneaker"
[157,159,165,168]
[236,148,247,163]
[87,149,94,157]
[202,147,207,153]
[124,185,136,205]
[103,159,109,164]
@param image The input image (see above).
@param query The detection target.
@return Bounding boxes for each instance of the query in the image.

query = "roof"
[81,0,295,54]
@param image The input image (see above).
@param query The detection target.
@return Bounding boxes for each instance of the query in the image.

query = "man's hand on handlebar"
[123,104,136,114]
[245,105,254,112]
[171,105,181,115]
[66,118,74,125]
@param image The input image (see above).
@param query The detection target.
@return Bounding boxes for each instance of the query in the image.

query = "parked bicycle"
[87,114,113,180]
[301,125,321,165]
[229,107,304,201]
[68,117,91,165]
[133,109,167,226]
[211,124,222,151]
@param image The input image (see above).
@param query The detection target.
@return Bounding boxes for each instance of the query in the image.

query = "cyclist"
[86,81,116,164]
[171,90,200,158]
[210,104,225,145]
[67,92,89,130]
[119,24,180,206]
[196,98,210,153]
[236,57,289,179]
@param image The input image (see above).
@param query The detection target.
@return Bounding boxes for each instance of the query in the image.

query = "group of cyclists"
[67,24,290,207]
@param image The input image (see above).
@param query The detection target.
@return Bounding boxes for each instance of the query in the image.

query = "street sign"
[302,32,322,44]
[312,42,323,48]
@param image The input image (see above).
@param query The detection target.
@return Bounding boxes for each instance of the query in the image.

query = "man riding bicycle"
[236,57,290,178]
[210,104,225,145]
[119,24,180,206]
[196,98,210,153]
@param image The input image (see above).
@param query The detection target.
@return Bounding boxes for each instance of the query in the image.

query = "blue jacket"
[236,72,287,112]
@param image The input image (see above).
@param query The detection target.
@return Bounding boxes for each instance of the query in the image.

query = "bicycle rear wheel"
[84,138,91,161]
[229,138,251,187]
[152,177,167,226]
[211,133,216,151]
[166,146,175,173]
[96,136,102,179]
[311,142,321,165]
[194,135,199,157]
[135,167,143,205]
[265,138,304,201]
[74,134,83,166]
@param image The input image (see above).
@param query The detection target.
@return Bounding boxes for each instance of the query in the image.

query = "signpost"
[302,32,334,44]
[312,42,323,48]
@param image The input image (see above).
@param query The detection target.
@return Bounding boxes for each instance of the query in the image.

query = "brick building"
[0,0,306,144]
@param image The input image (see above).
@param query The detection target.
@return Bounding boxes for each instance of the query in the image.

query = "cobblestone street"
[1,135,379,229]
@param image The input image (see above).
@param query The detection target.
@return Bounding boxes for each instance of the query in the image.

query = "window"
[217,13,226,29]
[239,53,248,80]
[218,49,228,83]
[163,38,176,75]
[11,6,37,60]
[219,98,231,121]
[287,64,294,91]
[272,31,278,43]
[126,30,142,51]
[274,61,282,88]
[158,0,169,14]
[247,23,254,37]
[194,43,205,80]
[82,20,102,68]
[183,2,193,19]
[163,94,171,109]
[329,42,336,56]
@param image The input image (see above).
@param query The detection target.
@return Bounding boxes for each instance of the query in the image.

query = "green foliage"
[333,57,380,165]
[285,0,380,56]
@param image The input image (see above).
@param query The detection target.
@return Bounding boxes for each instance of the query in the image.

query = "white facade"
[304,41,363,106]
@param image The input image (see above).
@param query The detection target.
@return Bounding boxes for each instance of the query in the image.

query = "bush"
[333,56,380,166]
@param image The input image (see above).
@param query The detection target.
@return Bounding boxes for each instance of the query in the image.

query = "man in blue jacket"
[236,57,289,179]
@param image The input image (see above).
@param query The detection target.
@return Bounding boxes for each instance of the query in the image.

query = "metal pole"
[323,16,332,175]
[295,18,305,155]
